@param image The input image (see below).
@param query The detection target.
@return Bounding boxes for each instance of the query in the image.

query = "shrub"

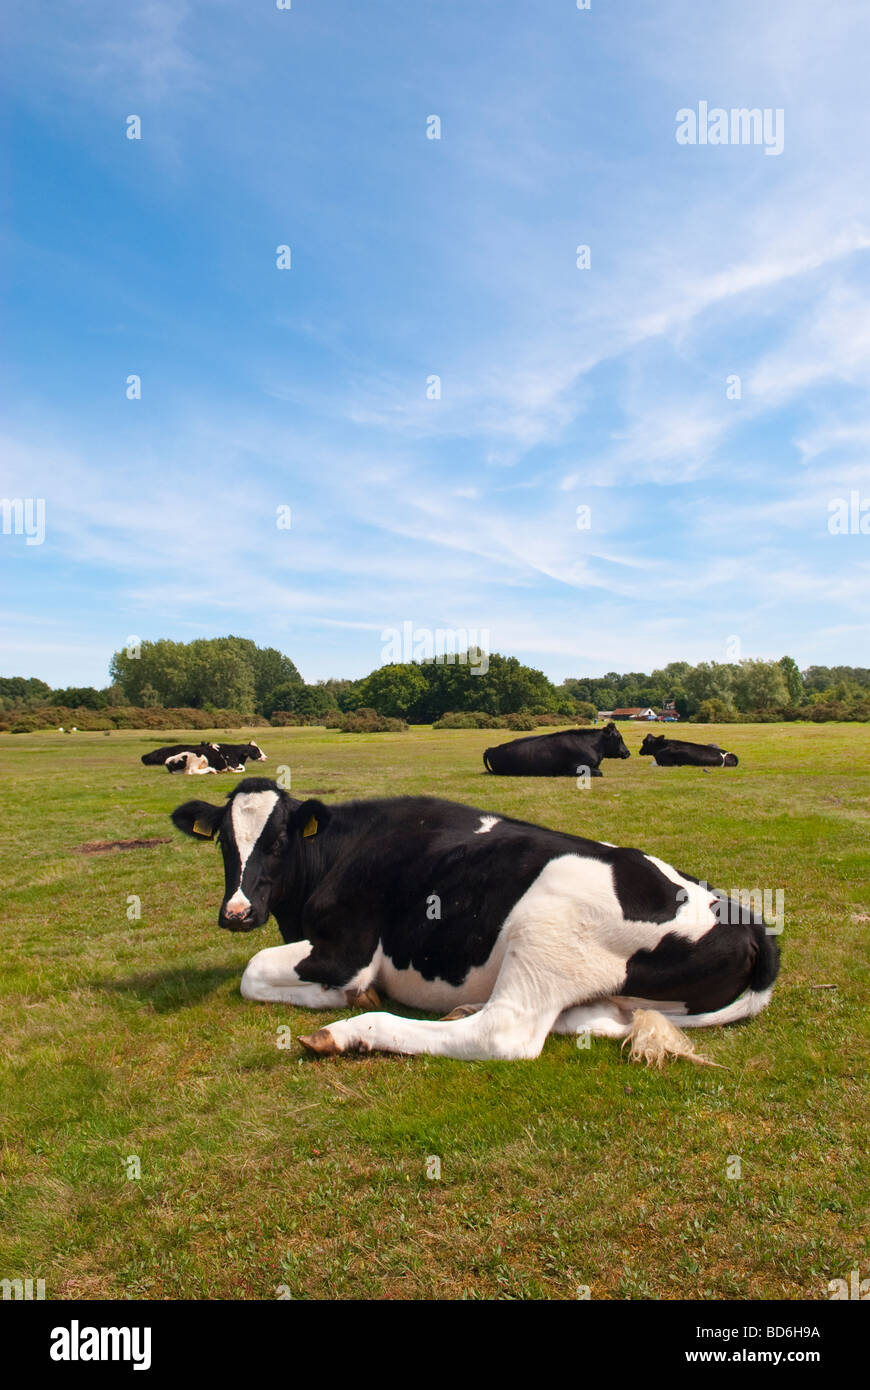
[0,705,268,733]
[339,708,408,733]
[691,698,736,724]
[270,711,333,727]
[501,713,537,731]
[433,711,501,729]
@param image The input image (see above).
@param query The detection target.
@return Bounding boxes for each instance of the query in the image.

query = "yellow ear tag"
[193,819,215,839]
[302,815,318,838]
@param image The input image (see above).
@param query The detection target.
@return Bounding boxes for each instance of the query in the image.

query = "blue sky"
[2,0,869,688]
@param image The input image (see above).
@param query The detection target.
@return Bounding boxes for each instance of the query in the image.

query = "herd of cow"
[139,720,776,1066]
[143,724,739,779]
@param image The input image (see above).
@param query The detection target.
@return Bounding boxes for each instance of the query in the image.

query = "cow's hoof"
[298,1029,341,1056]
[345,985,381,1009]
[440,1003,483,1021]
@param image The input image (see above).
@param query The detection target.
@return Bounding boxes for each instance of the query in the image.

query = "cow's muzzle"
[219,904,258,931]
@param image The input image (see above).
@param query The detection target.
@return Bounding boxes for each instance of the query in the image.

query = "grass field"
[1,722,868,1301]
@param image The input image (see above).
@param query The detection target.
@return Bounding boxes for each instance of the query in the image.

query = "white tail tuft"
[622,1009,725,1069]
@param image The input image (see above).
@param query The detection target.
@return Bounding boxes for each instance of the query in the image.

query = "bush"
[433,710,556,730]
[433,711,501,729]
[691,699,736,724]
[0,705,268,733]
[501,713,537,731]
[270,711,333,727]
[338,708,408,733]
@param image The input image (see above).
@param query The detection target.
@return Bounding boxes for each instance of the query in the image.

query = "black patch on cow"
[621,920,761,1014]
[610,850,684,923]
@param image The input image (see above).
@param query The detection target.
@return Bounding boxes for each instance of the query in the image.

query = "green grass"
[1,722,868,1300]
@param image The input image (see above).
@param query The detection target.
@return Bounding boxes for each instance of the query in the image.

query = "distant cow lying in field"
[166,751,217,775]
[142,741,267,773]
[639,734,739,768]
[170,778,779,1063]
[483,722,631,777]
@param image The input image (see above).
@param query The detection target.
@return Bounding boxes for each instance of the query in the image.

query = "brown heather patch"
[74,838,171,854]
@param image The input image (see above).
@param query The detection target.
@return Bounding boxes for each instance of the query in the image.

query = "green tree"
[731,660,789,711]
[683,662,736,714]
[358,664,430,719]
[109,636,298,712]
[50,686,109,709]
[778,656,803,704]
[264,682,337,719]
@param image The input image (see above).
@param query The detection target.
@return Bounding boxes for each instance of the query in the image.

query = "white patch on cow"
[640,855,719,943]
[230,789,279,897]
[252,743,267,760]
[474,815,500,835]
[241,939,381,1006]
[167,751,216,775]
[377,936,508,1015]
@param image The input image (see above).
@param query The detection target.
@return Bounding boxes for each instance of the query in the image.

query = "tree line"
[2,638,869,725]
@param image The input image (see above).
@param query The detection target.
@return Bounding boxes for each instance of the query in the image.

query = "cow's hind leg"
[240,941,378,1009]
[440,1003,485,1021]
[551,1001,632,1039]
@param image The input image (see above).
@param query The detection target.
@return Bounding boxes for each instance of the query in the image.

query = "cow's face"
[171,779,317,931]
[601,721,631,759]
[248,742,267,761]
[639,734,664,755]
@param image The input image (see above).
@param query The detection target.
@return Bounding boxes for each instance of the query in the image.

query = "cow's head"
[171,777,324,931]
[600,721,631,759]
[247,742,267,761]
[639,733,664,755]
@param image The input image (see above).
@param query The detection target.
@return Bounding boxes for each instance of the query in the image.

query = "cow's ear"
[171,800,224,840]
[292,799,331,840]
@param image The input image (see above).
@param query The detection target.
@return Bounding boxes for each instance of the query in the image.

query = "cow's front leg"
[240,941,378,1009]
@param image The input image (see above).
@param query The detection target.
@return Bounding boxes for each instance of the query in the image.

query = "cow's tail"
[723,752,739,767]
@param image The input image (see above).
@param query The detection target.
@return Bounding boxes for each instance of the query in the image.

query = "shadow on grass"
[98,964,242,1013]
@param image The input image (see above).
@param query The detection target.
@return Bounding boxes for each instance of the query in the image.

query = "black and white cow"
[483,722,631,777]
[165,751,218,775]
[170,778,779,1061]
[639,734,739,768]
[217,742,268,769]
[142,741,266,772]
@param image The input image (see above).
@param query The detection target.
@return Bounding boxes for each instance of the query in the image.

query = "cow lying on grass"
[170,778,779,1063]
[483,722,631,776]
[639,734,739,767]
[142,741,267,773]
[166,751,217,775]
